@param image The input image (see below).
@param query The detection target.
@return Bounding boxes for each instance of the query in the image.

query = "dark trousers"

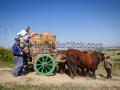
[105,68,112,79]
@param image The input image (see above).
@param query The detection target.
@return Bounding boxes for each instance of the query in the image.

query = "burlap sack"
[29,34,56,44]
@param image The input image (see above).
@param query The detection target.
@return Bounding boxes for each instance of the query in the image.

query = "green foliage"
[105,51,115,56]
[113,62,120,69]
[0,85,6,90]
[0,47,14,64]
[107,48,120,51]
[111,55,120,61]
[112,62,120,76]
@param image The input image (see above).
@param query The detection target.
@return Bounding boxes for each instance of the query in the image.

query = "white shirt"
[17,30,30,41]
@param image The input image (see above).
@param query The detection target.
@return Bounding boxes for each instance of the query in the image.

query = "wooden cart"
[23,34,66,76]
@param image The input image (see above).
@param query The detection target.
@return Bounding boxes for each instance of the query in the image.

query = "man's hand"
[23,47,28,51]
[18,34,24,37]
[19,52,23,55]
[112,64,115,68]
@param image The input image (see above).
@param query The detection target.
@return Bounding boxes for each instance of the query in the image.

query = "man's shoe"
[18,74,25,76]
[110,75,112,79]
[13,73,18,77]
[21,74,25,76]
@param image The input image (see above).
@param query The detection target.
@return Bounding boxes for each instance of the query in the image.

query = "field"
[0,47,120,90]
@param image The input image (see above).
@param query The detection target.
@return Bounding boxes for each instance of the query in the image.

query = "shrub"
[0,46,14,62]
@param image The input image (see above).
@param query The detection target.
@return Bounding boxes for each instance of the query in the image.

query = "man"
[17,26,30,48]
[11,38,24,77]
[104,56,114,79]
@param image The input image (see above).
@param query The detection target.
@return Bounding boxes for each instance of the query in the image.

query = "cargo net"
[29,34,56,54]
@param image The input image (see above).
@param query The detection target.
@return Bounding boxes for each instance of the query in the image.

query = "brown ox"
[56,50,87,75]
[57,50,67,74]
[54,50,67,75]
[66,49,105,79]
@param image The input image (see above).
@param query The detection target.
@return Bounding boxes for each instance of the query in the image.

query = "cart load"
[29,32,56,44]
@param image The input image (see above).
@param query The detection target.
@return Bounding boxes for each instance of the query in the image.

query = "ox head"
[98,52,105,62]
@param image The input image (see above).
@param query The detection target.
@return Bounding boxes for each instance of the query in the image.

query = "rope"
[5,25,22,52]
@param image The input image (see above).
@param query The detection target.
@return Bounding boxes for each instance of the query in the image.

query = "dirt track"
[0,68,120,88]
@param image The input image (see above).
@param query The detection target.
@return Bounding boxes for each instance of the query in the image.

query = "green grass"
[0,83,120,90]
[0,84,86,90]
[111,55,120,61]
[0,61,15,68]
[104,51,115,56]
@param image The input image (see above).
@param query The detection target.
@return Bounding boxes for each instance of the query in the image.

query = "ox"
[54,50,67,75]
[57,50,68,74]
[56,50,87,76]
[66,49,105,79]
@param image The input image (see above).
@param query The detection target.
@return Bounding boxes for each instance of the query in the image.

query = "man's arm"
[17,30,26,37]
[17,30,23,37]
[110,60,114,67]
[12,45,22,56]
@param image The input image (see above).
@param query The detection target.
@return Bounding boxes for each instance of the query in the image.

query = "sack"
[29,34,56,44]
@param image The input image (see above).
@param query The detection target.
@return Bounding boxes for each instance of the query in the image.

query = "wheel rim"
[34,54,55,76]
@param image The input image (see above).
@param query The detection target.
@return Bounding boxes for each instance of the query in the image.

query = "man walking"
[11,38,24,77]
[104,56,114,79]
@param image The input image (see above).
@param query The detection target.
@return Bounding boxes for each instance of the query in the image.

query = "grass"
[111,55,120,61]
[104,51,115,56]
[0,61,15,68]
[0,83,120,90]
[0,48,120,90]
[0,84,86,90]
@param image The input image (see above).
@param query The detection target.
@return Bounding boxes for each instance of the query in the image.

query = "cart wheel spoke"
[45,68,47,73]
[36,64,42,66]
[47,64,53,66]
[38,60,42,63]
[47,66,51,70]
[38,66,43,71]
[46,56,49,61]
[41,56,44,62]
[47,60,52,64]
[41,67,44,73]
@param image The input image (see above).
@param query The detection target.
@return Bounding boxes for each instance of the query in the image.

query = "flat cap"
[14,38,20,41]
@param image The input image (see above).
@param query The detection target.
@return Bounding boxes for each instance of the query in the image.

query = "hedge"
[0,46,14,63]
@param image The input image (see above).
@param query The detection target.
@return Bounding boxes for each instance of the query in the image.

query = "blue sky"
[0,0,120,48]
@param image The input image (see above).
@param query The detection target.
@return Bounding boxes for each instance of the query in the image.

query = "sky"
[0,0,120,49]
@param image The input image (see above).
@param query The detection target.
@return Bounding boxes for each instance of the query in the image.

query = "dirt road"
[0,68,120,88]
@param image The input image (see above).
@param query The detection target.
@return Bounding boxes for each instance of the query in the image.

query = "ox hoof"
[60,73,64,75]
[93,77,96,80]
[71,77,75,79]
[76,76,80,78]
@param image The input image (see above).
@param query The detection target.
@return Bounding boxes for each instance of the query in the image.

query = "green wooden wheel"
[34,54,55,76]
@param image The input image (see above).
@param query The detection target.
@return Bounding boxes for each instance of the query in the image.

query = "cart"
[23,33,66,76]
